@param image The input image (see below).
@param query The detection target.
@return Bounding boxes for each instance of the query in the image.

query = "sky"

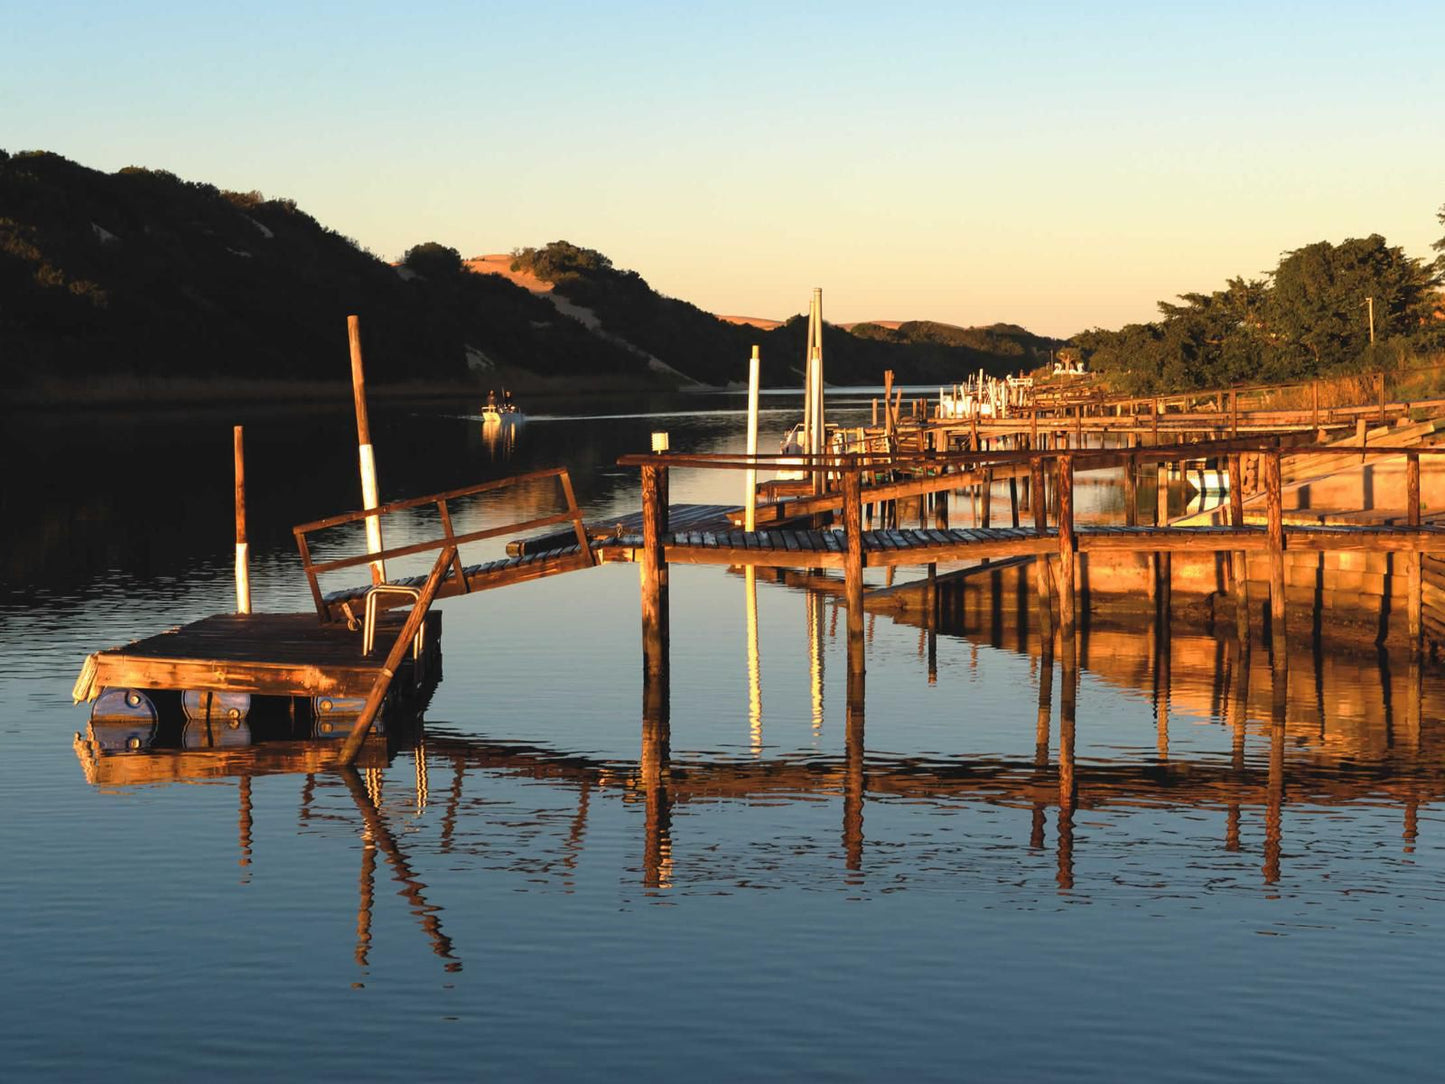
[5,0,1443,337]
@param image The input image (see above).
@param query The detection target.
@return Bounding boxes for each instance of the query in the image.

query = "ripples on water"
[3,397,1445,1080]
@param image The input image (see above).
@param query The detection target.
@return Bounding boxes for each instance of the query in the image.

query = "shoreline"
[2,367,691,412]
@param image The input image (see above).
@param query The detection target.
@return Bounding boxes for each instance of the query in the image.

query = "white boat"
[481,390,524,425]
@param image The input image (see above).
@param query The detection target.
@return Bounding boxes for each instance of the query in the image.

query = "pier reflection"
[71,580,1445,971]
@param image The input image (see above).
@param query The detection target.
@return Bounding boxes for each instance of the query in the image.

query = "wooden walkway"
[596,522,1445,569]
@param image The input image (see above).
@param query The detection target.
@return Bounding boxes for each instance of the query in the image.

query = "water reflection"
[69,572,1445,971]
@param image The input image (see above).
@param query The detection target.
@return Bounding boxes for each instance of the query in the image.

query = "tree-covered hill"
[0,151,1065,397]
[1071,223,1445,395]
[0,151,649,392]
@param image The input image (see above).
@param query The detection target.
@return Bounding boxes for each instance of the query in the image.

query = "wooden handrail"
[293,467,570,534]
[305,510,575,576]
[294,467,591,619]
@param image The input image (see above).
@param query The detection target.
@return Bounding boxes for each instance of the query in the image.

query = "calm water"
[3,392,1445,1081]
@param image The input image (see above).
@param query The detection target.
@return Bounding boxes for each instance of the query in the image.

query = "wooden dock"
[73,611,442,702]
[74,372,1445,775]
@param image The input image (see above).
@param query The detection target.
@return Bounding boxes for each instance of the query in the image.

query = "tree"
[1266,235,1436,371]
[401,241,463,279]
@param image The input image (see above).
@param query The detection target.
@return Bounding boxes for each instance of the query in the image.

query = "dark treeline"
[0,151,647,390]
[0,152,1061,397]
[1072,215,1445,395]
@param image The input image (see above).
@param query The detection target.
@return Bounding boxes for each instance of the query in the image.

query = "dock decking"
[73,611,441,702]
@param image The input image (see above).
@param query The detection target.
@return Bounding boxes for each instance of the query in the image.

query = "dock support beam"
[1265,449,1286,658]
[1228,452,1250,645]
[1031,458,1055,638]
[640,462,670,682]
[1408,451,1422,656]
[843,461,865,668]
[1057,453,1077,663]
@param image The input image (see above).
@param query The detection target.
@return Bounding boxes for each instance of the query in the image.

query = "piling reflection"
[746,566,762,754]
[641,659,673,891]
[69,575,1445,969]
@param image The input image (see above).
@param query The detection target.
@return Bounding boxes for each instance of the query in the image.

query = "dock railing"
[619,439,1445,656]
[293,467,592,620]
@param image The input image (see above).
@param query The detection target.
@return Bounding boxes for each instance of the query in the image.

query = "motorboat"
[481,389,524,425]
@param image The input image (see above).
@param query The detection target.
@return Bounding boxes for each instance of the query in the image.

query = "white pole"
[348,315,386,584]
[745,345,761,531]
[802,291,818,454]
[812,287,825,455]
[233,425,251,614]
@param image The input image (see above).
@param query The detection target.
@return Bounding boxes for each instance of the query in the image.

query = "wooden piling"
[1408,450,1422,655]
[1228,452,1249,644]
[1123,451,1138,527]
[348,315,386,585]
[1265,449,1286,651]
[1057,454,1077,656]
[640,462,670,679]
[843,463,864,635]
[233,425,251,615]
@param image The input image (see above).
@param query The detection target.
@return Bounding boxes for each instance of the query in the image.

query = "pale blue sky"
[6,1,1443,335]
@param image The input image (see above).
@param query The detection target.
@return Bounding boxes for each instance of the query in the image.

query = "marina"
[9,383,1445,1080]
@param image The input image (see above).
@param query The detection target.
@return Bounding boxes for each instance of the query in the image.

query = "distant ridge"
[0,152,1064,397]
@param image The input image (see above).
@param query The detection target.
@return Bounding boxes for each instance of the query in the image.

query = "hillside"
[0,151,1063,398]
[502,242,1063,386]
[0,152,650,395]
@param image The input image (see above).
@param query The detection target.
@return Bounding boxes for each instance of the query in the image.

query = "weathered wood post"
[1057,453,1077,659]
[1265,449,1286,653]
[1408,450,1422,656]
[843,459,865,645]
[640,451,670,682]
[1379,371,1387,425]
[1311,380,1320,432]
[883,369,896,449]
[1230,388,1239,437]
[1228,452,1250,644]
[233,425,251,615]
[348,315,386,585]
[810,346,825,497]
[1156,451,1171,616]
[744,345,761,531]
[1008,473,1020,529]
[1124,450,1138,527]
[980,467,993,528]
[1030,455,1056,634]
